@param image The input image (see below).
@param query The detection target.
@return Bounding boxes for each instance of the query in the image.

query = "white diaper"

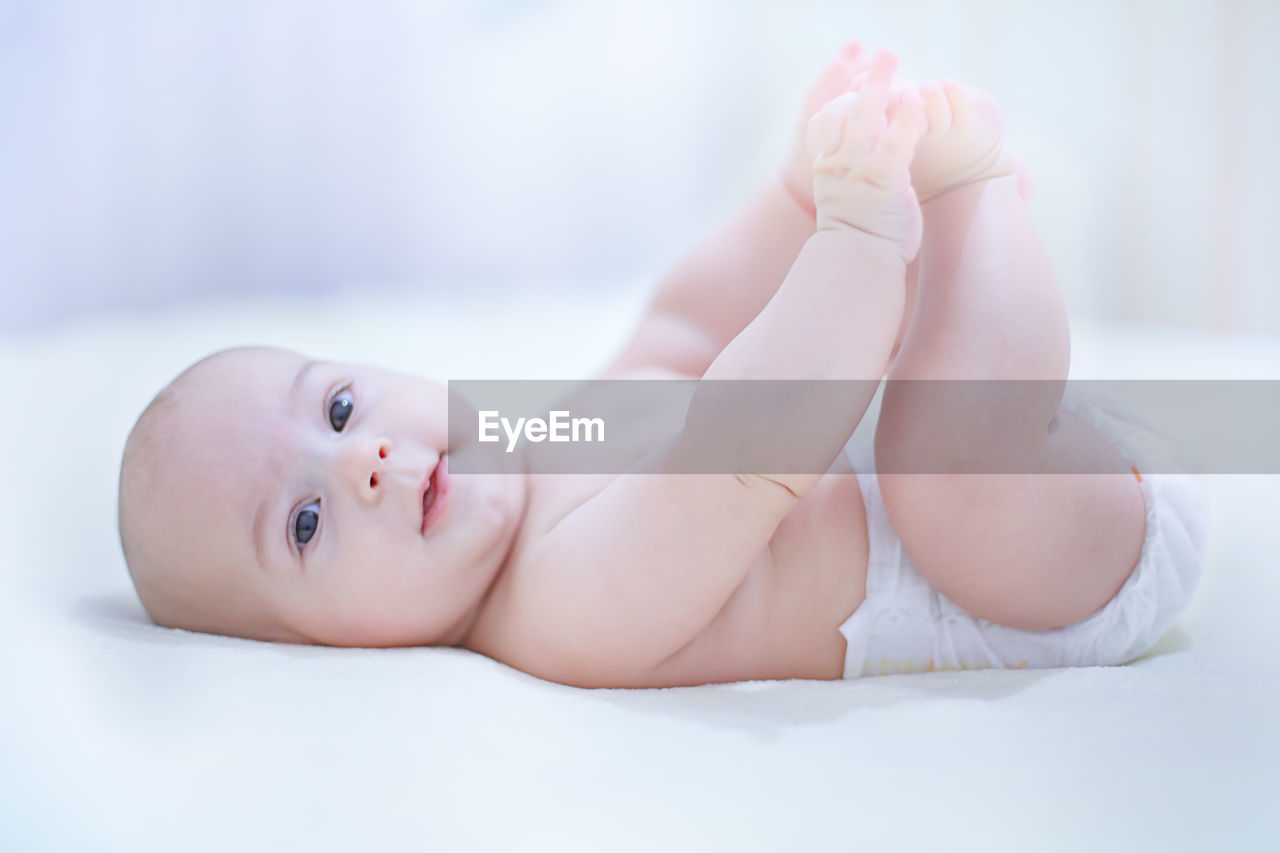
[838,386,1209,677]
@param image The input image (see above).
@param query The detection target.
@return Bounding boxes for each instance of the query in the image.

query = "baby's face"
[143,347,525,646]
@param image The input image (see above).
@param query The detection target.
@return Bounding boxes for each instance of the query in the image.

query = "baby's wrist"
[814,212,896,251]
[807,225,908,269]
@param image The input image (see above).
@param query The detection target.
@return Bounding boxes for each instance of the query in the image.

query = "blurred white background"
[1,0,1277,333]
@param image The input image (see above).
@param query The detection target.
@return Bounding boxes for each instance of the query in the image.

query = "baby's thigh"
[877,409,1147,631]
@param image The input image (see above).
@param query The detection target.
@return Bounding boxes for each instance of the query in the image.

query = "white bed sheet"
[2,285,1277,852]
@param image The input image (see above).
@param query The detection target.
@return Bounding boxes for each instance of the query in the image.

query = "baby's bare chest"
[663,460,869,683]
[507,456,870,684]
[476,369,871,683]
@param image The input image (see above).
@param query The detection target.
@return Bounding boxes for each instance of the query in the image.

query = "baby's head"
[118,347,525,647]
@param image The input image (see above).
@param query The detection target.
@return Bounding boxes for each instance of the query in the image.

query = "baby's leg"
[888,82,1027,360]
[874,86,1147,631]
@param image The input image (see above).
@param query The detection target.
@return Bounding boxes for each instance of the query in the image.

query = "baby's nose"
[337,437,391,501]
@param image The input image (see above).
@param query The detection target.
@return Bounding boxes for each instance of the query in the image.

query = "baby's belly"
[655,457,870,684]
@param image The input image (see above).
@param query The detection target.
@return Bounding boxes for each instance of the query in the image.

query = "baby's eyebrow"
[290,359,321,401]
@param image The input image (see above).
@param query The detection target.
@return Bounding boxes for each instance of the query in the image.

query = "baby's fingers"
[877,86,926,162]
[848,49,897,122]
[807,93,856,159]
[837,49,898,154]
[805,48,905,164]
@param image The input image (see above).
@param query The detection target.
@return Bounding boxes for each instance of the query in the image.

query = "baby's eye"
[293,500,320,549]
[329,388,354,432]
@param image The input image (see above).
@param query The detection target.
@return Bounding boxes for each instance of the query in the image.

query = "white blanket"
[2,286,1277,851]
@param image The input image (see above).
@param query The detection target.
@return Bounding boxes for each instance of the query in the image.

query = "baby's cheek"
[337,552,411,608]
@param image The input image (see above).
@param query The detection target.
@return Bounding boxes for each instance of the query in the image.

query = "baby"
[117,46,1207,688]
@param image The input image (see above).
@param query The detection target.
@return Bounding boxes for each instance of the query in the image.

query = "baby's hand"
[781,40,875,214]
[806,50,925,261]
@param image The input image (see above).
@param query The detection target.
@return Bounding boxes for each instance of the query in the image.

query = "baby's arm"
[600,44,872,379]
[599,183,815,378]
[686,55,923,497]
[510,54,924,687]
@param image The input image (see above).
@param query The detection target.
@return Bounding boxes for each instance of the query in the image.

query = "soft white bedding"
[2,285,1277,851]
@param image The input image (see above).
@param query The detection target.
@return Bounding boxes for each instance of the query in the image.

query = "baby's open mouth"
[421,455,450,533]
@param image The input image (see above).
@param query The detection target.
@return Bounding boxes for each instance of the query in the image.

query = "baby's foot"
[807,50,925,260]
[910,80,1016,202]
